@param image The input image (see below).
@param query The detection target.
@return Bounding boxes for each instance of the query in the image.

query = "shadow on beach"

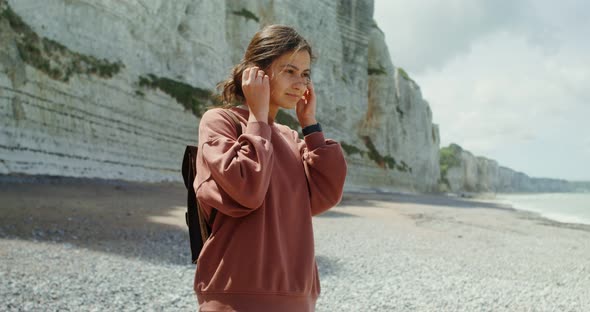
[0,175,361,268]
[339,190,513,211]
[4,175,586,268]
[0,175,193,266]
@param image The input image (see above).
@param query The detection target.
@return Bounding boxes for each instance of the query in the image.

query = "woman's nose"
[292,77,309,88]
[292,81,305,90]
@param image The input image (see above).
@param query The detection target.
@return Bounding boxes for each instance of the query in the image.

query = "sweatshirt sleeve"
[297,130,347,216]
[195,109,274,217]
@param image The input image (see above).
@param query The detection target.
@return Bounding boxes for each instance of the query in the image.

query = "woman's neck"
[267,105,279,124]
[240,103,279,124]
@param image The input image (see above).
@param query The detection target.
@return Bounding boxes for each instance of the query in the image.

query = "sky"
[373,0,590,181]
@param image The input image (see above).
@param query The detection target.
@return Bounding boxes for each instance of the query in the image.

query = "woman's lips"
[286,93,301,98]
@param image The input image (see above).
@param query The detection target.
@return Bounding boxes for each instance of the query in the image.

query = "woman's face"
[267,50,311,110]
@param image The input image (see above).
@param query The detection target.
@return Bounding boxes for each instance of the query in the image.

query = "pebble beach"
[1,177,589,311]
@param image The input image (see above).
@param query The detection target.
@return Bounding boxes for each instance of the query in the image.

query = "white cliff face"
[14,0,231,89]
[0,0,442,191]
[446,150,494,193]
[476,157,500,192]
[443,144,574,193]
[1,0,228,181]
[352,26,440,192]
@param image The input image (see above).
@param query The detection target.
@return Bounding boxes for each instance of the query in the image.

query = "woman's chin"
[280,101,298,110]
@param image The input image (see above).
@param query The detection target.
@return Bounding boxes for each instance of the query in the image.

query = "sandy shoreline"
[1,174,588,239]
[2,176,590,311]
[343,188,590,232]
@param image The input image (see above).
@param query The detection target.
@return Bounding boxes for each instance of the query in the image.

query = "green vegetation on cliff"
[439,144,463,187]
[368,64,387,76]
[341,142,365,157]
[397,67,415,83]
[431,127,437,144]
[138,74,213,117]
[363,136,395,169]
[396,107,404,119]
[341,138,411,173]
[232,8,260,23]
[275,110,300,131]
[1,3,123,82]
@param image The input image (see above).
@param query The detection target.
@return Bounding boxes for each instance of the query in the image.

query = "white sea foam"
[495,193,590,225]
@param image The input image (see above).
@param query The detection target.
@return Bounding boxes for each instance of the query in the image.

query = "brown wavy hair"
[217,25,314,107]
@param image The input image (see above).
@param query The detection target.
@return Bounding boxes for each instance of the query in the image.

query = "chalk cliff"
[3,1,577,194]
[0,0,441,192]
[440,144,575,193]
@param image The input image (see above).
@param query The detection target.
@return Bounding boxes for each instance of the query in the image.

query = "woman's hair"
[218,25,314,106]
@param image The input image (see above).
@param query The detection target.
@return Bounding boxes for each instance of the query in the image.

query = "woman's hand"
[242,66,270,123]
[296,80,317,128]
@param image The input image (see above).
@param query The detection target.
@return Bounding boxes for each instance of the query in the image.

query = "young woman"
[194,24,347,312]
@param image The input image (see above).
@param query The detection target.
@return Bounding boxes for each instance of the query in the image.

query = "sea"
[494,193,590,225]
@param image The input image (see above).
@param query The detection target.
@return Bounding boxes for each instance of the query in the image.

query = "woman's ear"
[264,69,275,81]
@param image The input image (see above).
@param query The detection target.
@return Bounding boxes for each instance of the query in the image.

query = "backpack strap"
[200,108,243,230]
[183,108,245,263]
[182,145,202,263]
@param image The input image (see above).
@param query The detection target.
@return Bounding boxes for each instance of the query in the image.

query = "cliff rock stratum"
[0,0,580,193]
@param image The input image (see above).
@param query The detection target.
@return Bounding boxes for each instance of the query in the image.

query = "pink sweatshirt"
[193,107,347,312]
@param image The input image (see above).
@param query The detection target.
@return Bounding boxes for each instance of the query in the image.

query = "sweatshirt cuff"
[245,122,272,140]
[304,131,326,151]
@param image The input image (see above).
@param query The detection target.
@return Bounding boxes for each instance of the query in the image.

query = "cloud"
[373,0,590,74]
[374,0,529,73]
[374,0,590,179]
[413,28,590,179]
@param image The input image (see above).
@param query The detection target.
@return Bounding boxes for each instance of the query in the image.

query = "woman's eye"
[286,69,295,75]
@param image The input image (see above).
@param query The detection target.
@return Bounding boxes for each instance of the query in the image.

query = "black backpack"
[182,109,242,264]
